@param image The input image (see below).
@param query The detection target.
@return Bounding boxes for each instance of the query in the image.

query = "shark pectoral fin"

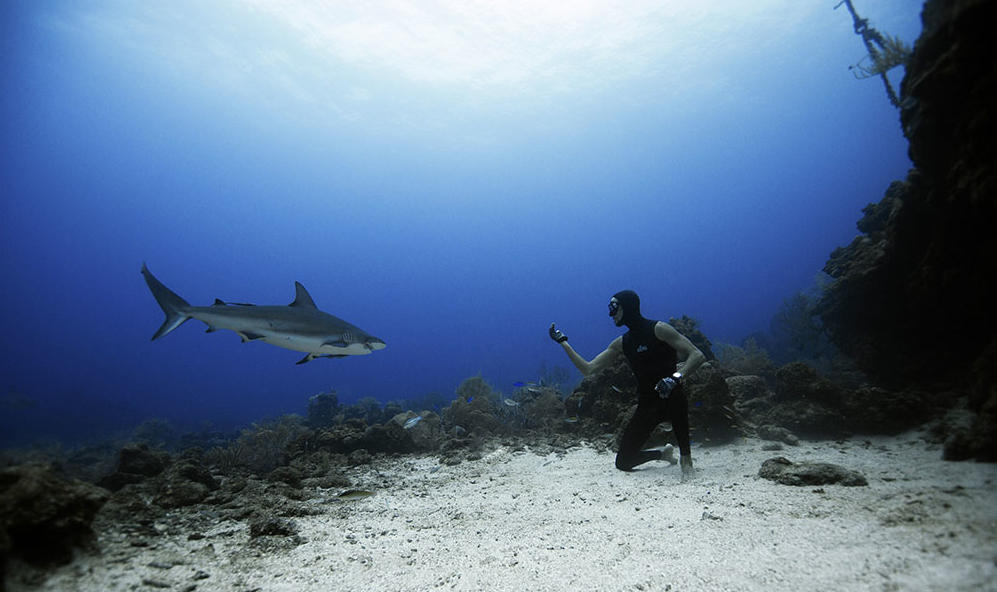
[237,332,265,343]
[324,340,349,348]
[296,353,346,364]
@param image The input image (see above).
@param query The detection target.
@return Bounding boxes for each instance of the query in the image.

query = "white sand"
[15,432,997,592]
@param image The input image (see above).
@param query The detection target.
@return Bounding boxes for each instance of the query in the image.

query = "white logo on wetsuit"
[637,345,648,353]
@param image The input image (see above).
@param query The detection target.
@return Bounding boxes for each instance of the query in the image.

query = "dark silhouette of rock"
[153,461,220,508]
[248,516,298,537]
[0,463,109,566]
[817,0,997,460]
[97,444,171,491]
[758,457,868,486]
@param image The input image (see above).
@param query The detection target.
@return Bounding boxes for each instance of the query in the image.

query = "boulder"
[758,457,868,486]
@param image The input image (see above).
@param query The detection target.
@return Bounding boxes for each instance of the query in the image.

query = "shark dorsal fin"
[290,282,318,309]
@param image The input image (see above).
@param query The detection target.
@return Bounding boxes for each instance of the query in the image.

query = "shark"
[141,264,385,364]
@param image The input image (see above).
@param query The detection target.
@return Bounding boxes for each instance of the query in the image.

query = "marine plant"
[716,338,774,377]
[668,315,715,360]
[342,396,384,425]
[455,374,499,406]
[204,414,308,475]
[306,390,340,428]
[535,362,574,395]
[836,0,910,107]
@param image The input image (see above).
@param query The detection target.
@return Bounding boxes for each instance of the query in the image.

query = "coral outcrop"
[0,464,109,568]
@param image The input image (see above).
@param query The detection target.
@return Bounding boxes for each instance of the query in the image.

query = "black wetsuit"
[615,317,692,471]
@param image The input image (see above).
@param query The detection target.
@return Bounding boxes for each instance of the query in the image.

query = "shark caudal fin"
[141,263,192,340]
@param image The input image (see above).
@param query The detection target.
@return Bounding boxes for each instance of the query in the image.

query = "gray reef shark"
[141,264,385,364]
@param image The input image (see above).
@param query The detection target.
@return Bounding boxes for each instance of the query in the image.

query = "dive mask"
[608,299,620,317]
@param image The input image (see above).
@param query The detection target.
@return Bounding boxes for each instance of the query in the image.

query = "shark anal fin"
[213,299,227,306]
[238,332,265,343]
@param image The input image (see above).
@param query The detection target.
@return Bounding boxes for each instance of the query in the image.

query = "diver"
[549,290,706,479]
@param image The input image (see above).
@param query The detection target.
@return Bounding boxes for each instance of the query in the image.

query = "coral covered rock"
[0,463,109,565]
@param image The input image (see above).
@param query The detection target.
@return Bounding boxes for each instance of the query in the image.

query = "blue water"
[0,1,922,445]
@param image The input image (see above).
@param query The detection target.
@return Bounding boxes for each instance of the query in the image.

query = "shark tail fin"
[141,263,192,340]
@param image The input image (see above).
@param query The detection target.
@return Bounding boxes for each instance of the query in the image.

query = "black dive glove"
[655,372,683,399]
[548,323,568,343]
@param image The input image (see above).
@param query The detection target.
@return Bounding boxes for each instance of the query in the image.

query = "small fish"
[403,416,423,429]
[513,381,527,387]
[694,401,703,407]
[524,386,542,394]
[503,398,520,407]
[610,385,623,393]
[563,416,579,423]
[337,489,375,500]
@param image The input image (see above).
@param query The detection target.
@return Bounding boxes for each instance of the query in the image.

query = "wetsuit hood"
[612,289,645,329]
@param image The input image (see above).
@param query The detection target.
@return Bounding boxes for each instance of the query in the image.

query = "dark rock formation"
[153,461,220,508]
[97,444,171,491]
[564,358,638,437]
[817,0,997,460]
[248,516,298,538]
[683,364,741,445]
[758,457,868,487]
[0,464,109,566]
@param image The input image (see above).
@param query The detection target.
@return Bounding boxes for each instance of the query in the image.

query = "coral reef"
[668,315,715,361]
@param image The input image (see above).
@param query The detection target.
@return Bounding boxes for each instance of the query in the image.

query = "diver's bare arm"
[561,337,623,376]
[655,322,706,377]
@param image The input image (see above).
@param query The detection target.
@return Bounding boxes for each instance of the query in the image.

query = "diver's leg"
[669,387,694,478]
[615,404,661,471]
[669,388,691,457]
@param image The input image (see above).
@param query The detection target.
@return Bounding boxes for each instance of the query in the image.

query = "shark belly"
[260,333,373,356]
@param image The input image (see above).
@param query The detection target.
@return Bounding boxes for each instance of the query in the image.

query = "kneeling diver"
[550,290,705,478]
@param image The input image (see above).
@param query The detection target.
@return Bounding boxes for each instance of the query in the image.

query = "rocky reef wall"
[818,0,996,459]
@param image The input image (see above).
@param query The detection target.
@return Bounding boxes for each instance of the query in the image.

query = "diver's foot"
[680,455,694,482]
[657,444,677,465]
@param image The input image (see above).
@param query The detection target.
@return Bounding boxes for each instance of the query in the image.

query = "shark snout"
[365,338,386,351]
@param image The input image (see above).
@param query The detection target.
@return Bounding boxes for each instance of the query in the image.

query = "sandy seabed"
[13,431,997,592]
